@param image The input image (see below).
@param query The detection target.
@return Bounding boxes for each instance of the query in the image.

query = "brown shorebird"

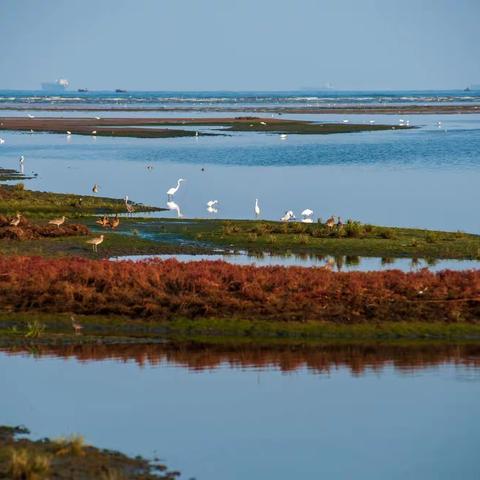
[48,216,66,228]
[71,315,83,335]
[86,234,104,252]
[96,215,109,227]
[325,215,336,229]
[9,213,21,227]
[109,215,120,229]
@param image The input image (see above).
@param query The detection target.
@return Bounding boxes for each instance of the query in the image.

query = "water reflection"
[3,342,480,376]
[166,200,183,218]
[113,251,480,272]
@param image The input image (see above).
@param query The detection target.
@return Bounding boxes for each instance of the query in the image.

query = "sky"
[1,0,479,91]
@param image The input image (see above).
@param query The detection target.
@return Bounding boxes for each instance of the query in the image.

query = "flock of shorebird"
[158,176,341,226]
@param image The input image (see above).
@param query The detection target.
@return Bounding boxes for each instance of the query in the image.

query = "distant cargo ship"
[41,78,69,92]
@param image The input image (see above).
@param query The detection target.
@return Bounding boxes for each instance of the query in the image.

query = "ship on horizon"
[41,78,69,92]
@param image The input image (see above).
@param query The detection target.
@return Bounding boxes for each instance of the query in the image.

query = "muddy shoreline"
[0,115,411,138]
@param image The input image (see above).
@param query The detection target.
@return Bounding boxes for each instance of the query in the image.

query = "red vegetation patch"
[0,256,479,322]
[0,215,89,240]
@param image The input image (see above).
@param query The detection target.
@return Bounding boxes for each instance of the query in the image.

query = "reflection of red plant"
[4,343,480,375]
[0,256,479,322]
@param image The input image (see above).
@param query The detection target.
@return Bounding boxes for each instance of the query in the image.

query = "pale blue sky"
[1,0,479,91]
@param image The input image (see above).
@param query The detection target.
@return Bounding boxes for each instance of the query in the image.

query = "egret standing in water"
[254,199,260,218]
[124,195,135,215]
[301,208,314,223]
[207,200,219,214]
[19,156,24,174]
[167,178,185,200]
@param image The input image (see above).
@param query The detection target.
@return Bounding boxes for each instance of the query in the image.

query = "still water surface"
[1,112,479,233]
[1,344,480,480]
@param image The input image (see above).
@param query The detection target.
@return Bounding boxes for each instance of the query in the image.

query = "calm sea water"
[1,346,479,480]
[1,89,480,108]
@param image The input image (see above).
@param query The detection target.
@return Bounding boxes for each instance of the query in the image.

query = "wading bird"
[27,114,35,119]
[109,214,120,229]
[66,131,72,135]
[86,234,104,252]
[92,183,99,193]
[280,210,295,222]
[48,216,66,228]
[280,134,288,140]
[96,215,109,227]
[301,208,313,218]
[125,195,135,214]
[260,121,267,125]
[0,138,5,144]
[167,178,185,199]
[92,130,97,135]
[206,200,218,208]
[254,198,260,218]
[325,215,336,228]
[9,213,21,227]
[71,315,83,335]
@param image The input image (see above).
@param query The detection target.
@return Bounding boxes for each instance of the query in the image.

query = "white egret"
[66,131,72,135]
[0,138,5,144]
[301,208,313,217]
[254,199,260,218]
[124,195,135,214]
[206,200,218,208]
[27,114,35,119]
[207,205,218,214]
[260,121,267,125]
[92,130,97,135]
[95,116,101,120]
[280,210,295,222]
[167,178,185,199]
[280,134,288,140]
